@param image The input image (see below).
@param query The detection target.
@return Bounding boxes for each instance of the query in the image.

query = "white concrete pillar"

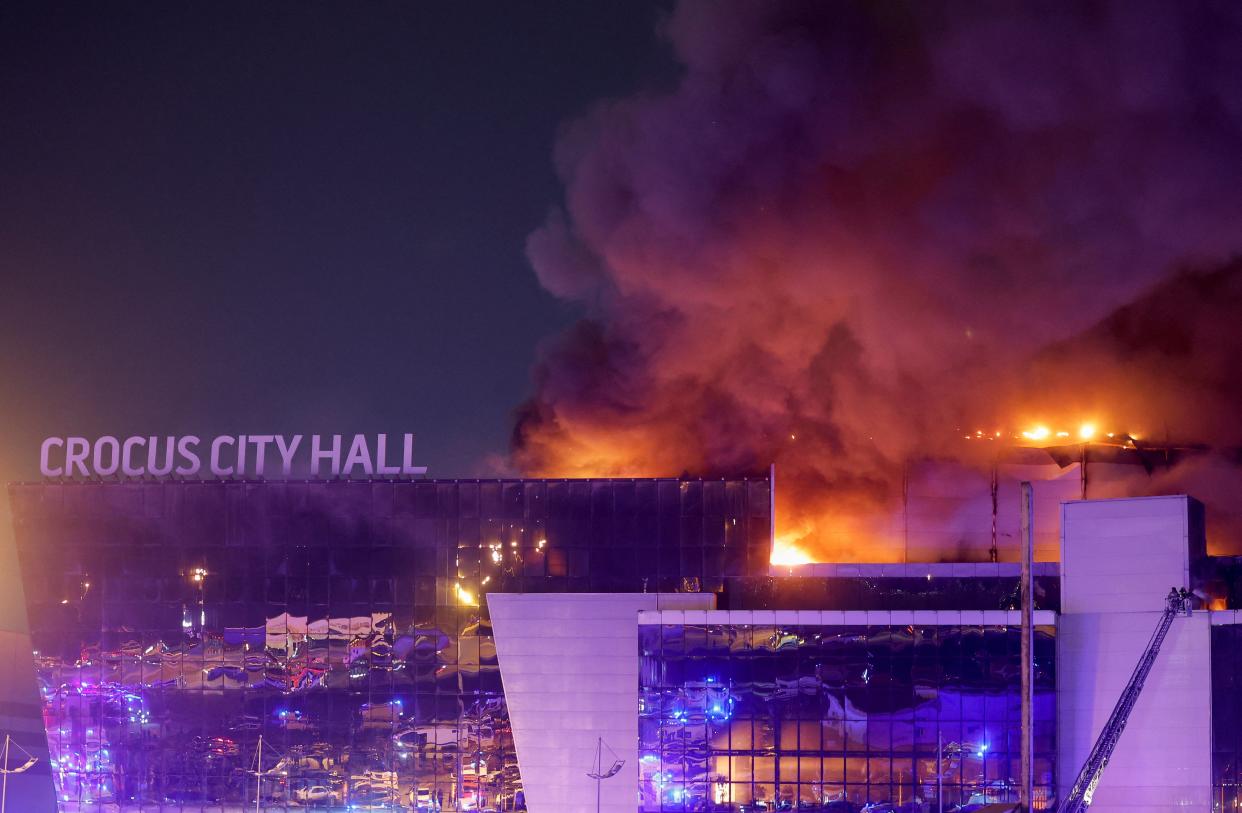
[1057,496,1210,812]
[487,592,714,813]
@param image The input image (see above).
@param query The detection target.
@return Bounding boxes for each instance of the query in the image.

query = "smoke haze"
[512,1,1242,559]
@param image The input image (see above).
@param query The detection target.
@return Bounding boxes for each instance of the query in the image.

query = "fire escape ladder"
[1057,588,1193,813]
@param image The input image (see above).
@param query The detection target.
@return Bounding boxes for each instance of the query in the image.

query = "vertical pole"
[769,463,776,561]
[2,734,9,813]
[1020,482,1034,811]
[1080,445,1088,500]
[937,729,943,813]
[255,733,263,813]
[989,464,999,562]
[596,737,602,813]
[902,465,910,561]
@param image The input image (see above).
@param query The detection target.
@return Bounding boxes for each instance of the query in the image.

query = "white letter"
[121,436,146,477]
[276,435,302,476]
[93,436,121,476]
[250,435,274,475]
[40,438,64,477]
[343,434,374,476]
[375,434,400,475]
[211,436,235,476]
[65,437,90,477]
[401,434,428,475]
[176,436,201,476]
[311,435,341,476]
[148,437,176,476]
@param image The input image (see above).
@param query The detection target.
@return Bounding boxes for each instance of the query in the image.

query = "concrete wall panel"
[488,592,714,813]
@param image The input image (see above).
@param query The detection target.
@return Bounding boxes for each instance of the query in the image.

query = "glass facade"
[638,621,1056,811]
[1212,624,1242,809]
[9,477,771,811]
[722,577,1060,612]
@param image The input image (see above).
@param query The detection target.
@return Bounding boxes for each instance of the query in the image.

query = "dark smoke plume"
[513,0,1242,559]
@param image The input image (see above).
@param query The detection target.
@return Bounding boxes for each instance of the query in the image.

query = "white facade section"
[1209,609,1242,625]
[1058,612,1211,812]
[1057,495,1211,812]
[1060,495,1201,614]
[772,561,1059,578]
[487,592,714,813]
[636,608,1058,626]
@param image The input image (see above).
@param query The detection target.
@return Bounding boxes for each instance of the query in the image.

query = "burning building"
[9,477,1242,812]
[512,0,1242,564]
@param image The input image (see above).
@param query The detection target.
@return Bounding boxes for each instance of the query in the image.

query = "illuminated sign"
[38,433,428,478]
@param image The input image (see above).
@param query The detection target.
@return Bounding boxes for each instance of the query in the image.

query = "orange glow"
[517,409,1155,566]
[770,538,812,566]
[1014,420,1125,446]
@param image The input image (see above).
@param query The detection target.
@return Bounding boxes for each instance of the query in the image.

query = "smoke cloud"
[513,1,1242,559]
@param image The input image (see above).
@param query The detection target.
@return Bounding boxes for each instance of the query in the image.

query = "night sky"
[0,2,675,486]
[7,2,1242,572]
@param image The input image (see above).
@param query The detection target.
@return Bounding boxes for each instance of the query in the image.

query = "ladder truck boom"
[1057,587,1193,813]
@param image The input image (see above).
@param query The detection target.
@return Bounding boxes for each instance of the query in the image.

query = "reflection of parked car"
[229,715,262,732]
[275,708,315,730]
[192,735,238,757]
[293,784,341,804]
[202,664,246,682]
[162,789,219,804]
[411,786,439,811]
[394,727,421,748]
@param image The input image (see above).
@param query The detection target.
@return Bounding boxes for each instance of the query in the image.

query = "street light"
[586,737,624,813]
[0,733,39,813]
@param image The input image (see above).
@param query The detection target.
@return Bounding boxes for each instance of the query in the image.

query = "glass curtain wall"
[638,621,1056,811]
[1212,624,1242,810]
[10,477,770,811]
